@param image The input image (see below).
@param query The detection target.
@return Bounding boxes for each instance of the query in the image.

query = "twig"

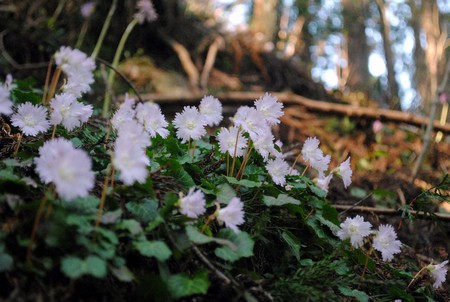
[135,91,450,134]
[191,245,232,285]
[200,36,223,90]
[96,57,143,103]
[333,204,450,221]
[0,30,48,70]
[338,193,373,217]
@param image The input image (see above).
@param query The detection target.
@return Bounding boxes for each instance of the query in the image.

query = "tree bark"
[342,0,372,98]
[375,0,401,110]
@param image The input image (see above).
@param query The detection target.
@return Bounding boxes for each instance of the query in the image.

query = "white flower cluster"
[178,186,245,233]
[54,46,96,98]
[173,95,223,143]
[337,215,402,263]
[134,0,158,24]
[111,94,169,185]
[301,136,352,193]
[35,138,95,200]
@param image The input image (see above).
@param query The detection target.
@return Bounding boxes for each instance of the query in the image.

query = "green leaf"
[126,199,159,223]
[0,252,13,272]
[63,196,100,214]
[110,266,134,282]
[85,256,108,278]
[116,219,143,236]
[11,89,41,105]
[167,271,210,299]
[263,194,300,207]
[338,286,369,302]
[216,183,236,204]
[186,225,215,244]
[281,231,301,261]
[225,176,261,188]
[61,256,85,279]
[214,229,254,262]
[162,159,194,189]
[135,240,172,261]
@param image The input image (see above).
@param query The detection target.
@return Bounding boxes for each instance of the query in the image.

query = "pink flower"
[134,0,158,24]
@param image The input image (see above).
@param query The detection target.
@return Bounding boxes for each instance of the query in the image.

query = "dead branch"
[139,91,450,134]
[333,204,450,221]
[157,30,200,93]
[200,35,223,90]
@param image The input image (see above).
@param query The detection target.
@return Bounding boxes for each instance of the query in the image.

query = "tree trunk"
[250,0,279,43]
[342,0,372,98]
[375,0,401,110]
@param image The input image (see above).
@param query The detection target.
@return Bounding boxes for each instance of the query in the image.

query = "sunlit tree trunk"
[342,0,372,99]
[250,0,279,43]
[375,0,400,110]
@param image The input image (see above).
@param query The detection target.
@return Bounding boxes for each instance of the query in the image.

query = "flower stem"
[229,127,241,177]
[201,214,216,234]
[235,144,252,180]
[42,59,54,104]
[360,246,373,280]
[75,19,90,49]
[13,133,22,155]
[95,165,112,230]
[51,125,57,140]
[102,17,139,118]
[27,190,52,263]
[91,0,117,60]
[289,153,302,175]
[407,266,427,289]
[46,67,62,104]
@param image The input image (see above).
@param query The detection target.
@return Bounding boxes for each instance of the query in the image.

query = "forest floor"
[276,108,450,298]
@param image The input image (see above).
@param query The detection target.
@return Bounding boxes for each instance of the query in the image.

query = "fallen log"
[138,91,450,134]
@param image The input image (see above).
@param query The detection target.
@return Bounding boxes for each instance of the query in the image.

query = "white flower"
[0,78,13,116]
[233,106,269,140]
[10,102,50,136]
[135,102,169,138]
[111,95,136,131]
[179,187,206,218]
[81,1,96,18]
[427,260,448,288]
[117,120,151,149]
[173,106,206,142]
[35,138,95,200]
[134,0,158,24]
[334,157,352,188]
[302,137,323,166]
[373,224,402,262]
[337,215,372,248]
[311,154,331,177]
[199,95,223,126]
[217,126,248,157]
[50,93,93,131]
[254,92,284,126]
[54,46,95,95]
[253,133,280,161]
[265,157,290,186]
[113,138,150,185]
[217,197,245,233]
[315,174,333,193]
